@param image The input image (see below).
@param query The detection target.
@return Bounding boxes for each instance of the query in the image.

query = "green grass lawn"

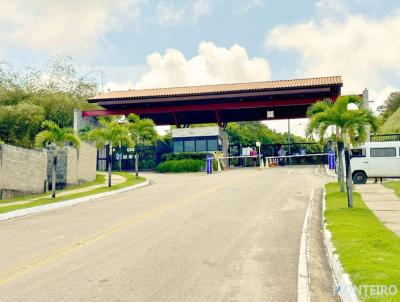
[383,181,400,198]
[0,172,146,214]
[325,183,400,301]
[0,173,106,204]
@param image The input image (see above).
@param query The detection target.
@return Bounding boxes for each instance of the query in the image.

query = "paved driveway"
[0,166,328,302]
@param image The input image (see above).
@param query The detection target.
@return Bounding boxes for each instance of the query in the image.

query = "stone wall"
[47,141,97,189]
[0,144,48,199]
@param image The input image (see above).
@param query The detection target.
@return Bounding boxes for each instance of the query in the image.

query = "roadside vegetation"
[378,91,400,134]
[0,172,145,214]
[0,56,99,149]
[381,108,400,134]
[0,174,105,204]
[324,183,400,301]
[35,120,81,198]
[383,181,400,198]
[156,159,205,173]
[307,95,378,207]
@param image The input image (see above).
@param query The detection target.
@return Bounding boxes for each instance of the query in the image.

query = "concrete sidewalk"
[355,183,400,236]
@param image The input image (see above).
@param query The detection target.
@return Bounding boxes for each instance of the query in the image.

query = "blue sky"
[1,0,399,134]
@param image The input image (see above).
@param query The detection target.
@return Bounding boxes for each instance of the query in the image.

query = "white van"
[351,141,400,184]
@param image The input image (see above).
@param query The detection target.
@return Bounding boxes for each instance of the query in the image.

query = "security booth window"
[370,147,397,157]
[184,140,195,152]
[196,139,207,152]
[207,138,218,151]
[351,148,366,158]
[173,140,184,153]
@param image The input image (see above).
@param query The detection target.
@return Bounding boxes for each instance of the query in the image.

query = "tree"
[378,92,400,122]
[0,57,100,148]
[0,102,45,148]
[35,121,81,198]
[381,108,400,134]
[86,118,133,186]
[126,114,158,177]
[306,96,378,207]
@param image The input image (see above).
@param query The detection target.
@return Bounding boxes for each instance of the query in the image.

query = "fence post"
[206,154,213,175]
[328,151,336,170]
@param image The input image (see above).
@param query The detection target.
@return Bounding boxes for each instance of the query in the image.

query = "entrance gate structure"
[82,76,343,127]
[81,76,343,169]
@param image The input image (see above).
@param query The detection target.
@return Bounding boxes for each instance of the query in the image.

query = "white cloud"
[0,0,143,56]
[156,1,185,26]
[266,13,400,109]
[265,119,308,137]
[235,0,264,15]
[315,0,349,18]
[131,41,271,89]
[193,0,212,19]
[104,42,271,135]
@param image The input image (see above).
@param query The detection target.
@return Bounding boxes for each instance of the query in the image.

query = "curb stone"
[325,165,338,178]
[0,179,150,222]
[322,189,359,302]
[298,189,314,302]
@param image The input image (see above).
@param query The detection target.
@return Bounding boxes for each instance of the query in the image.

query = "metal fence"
[370,134,400,142]
[228,143,326,167]
[97,141,172,172]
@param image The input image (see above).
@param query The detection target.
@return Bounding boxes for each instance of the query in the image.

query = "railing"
[370,134,400,142]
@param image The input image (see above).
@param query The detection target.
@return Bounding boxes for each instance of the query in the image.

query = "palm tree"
[35,121,81,198]
[86,118,133,187]
[78,125,92,141]
[126,114,158,177]
[306,95,378,207]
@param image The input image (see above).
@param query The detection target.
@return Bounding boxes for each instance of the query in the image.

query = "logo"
[334,284,398,298]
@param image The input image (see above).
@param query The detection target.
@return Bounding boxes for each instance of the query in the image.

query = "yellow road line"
[0,180,231,286]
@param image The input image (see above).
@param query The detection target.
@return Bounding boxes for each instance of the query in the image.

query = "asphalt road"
[0,166,329,302]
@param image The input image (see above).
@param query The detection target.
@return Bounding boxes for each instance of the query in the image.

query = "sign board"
[255,141,261,147]
[267,111,274,119]
[127,148,135,152]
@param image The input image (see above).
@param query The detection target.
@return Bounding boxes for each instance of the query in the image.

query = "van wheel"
[353,171,367,184]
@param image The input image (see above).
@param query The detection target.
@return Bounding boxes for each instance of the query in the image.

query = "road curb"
[324,165,337,178]
[322,189,359,302]
[297,189,314,302]
[0,179,150,222]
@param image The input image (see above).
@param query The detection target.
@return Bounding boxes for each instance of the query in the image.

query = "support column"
[362,88,371,142]
[215,110,222,127]
[172,112,181,128]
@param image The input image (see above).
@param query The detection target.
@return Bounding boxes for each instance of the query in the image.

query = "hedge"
[156,159,205,173]
[161,152,209,162]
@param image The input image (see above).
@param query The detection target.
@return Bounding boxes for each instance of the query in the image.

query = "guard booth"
[172,127,229,155]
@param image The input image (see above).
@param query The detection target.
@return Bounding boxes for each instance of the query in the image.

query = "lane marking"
[297,189,314,302]
[0,180,231,286]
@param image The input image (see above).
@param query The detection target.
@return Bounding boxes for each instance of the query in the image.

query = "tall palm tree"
[126,114,158,177]
[306,95,378,207]
[86,118,133,187]
[35,121,81,198]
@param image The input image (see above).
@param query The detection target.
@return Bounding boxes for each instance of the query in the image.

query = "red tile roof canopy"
[84,76,343,127]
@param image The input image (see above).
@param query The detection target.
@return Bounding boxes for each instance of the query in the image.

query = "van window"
[351,148,366,157]
[370,147,396,157]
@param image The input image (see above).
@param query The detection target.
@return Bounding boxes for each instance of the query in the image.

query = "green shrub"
[156,159,206,173]
[161,152,209,162]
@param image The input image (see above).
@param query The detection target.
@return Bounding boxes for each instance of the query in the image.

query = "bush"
[161,152,209,162]
[156,159,206,173]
